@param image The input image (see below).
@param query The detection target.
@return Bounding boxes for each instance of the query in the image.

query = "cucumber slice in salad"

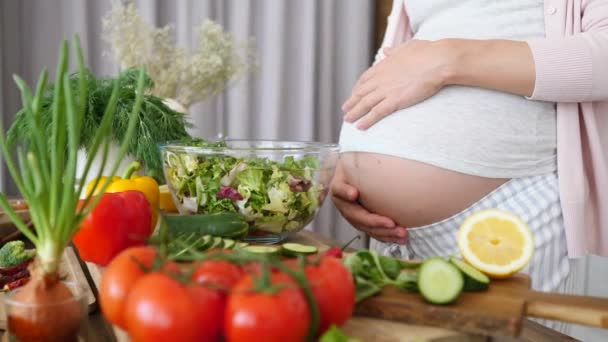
[449,257,490,291]
[417,258,464,304]
[242,245,280,255]
[281,243,318,257]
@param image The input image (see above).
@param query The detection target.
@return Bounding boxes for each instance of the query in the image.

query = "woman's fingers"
[355,97,400,130]
[330,163,407,244]
[359,226,408,242]
[340,40,450,130]
[332,196,396,229]
[332,190,408,243]
[331,178,358,202]
[341,94,360,113]
[342,84,374,112]
[357,66,379,87]
[342,67,380,111]
[344,90,386,123]
[342,82,378,114]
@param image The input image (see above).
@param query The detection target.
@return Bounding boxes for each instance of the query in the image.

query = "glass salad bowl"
[160,139,340,243]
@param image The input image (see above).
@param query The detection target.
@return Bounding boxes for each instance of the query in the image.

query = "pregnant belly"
[340,152,509,228]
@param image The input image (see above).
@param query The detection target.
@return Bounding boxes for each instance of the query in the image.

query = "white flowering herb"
[102,0,255,108]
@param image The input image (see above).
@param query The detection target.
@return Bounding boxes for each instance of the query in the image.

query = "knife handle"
[525,291,608,328]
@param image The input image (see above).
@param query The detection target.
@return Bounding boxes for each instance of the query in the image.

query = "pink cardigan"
[379,0,608,257]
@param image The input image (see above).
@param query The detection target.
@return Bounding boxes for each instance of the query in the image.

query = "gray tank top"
[339,0,556,178]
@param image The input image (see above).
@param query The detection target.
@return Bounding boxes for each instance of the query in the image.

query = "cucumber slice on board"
[235,242,249,249]
[449,257,490,291]
[210,236,224,249]
[223,239,236,249]
[281,243,318,257]
[417,258,464,305]
[198,235,213,251]
[242,245,280,255]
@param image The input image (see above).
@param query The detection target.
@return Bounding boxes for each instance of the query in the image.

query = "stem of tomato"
[252,259,273,291]
[130,255,153,273]
[341,235,361,251]
[274,258,320,341]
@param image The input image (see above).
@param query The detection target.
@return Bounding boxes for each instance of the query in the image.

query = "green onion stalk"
[0,35,145,341]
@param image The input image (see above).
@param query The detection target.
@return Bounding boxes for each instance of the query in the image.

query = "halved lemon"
[457,209,533,279]
[159,184,178,212]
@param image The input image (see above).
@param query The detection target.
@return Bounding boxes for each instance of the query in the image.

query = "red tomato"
[125,272,223,342]
[241,261,262,277]
[189,284,225,340]
[224,272,310,342]
[191,260,244,291]
[99,247,157,329]
[305,256,355,334]
[191,259,244,335]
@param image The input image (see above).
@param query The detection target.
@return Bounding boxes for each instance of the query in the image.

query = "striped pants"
[370,173,573,332]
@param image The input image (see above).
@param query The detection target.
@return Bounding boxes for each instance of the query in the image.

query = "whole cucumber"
[163,212,249,239]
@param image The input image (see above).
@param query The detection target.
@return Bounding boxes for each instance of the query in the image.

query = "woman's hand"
[342,39,537,130]
[342,40,452,130]
[331,163,408,244]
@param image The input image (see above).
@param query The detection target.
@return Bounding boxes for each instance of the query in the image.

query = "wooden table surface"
[4,231,579,342]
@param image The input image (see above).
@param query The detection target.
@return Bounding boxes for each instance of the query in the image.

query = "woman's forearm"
[440,39,536,98]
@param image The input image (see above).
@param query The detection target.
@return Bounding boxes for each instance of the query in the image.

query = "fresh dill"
[7,68,192,182]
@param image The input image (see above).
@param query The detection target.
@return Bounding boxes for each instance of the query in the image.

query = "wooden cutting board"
[293,231,608,335]
[356,272,608,337]
[105,317,483,342]
[0,247,96,329]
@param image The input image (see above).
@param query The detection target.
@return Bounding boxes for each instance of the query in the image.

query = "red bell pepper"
[73,190,152,266]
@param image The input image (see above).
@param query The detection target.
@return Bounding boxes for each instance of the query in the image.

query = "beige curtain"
[0,0,373,247]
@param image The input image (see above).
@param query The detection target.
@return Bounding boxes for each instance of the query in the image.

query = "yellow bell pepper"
[86,161,160,230]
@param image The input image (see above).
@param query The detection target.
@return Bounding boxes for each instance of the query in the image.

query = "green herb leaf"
[379,255,401,280]
[319,325,362,342]
[354,276,382,303]
[345,249,421,302]
[398,259,422,269]
[394,270,418,291]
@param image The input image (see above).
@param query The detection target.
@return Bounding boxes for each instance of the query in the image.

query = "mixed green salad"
[162,139,325,235]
